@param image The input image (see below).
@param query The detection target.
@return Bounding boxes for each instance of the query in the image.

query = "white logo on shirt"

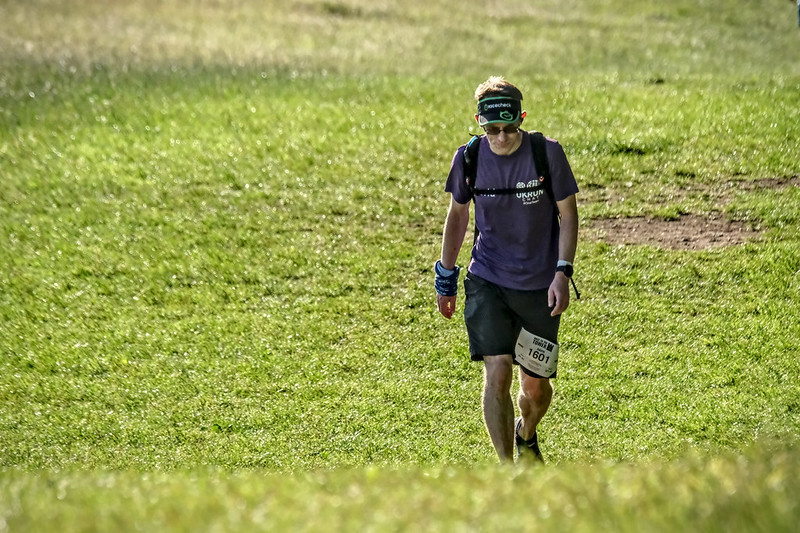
[516,180,545,205]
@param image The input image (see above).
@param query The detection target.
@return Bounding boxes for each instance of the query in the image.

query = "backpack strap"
[529,131,560,226]
[529,131,554,206]
[463,134,482,198]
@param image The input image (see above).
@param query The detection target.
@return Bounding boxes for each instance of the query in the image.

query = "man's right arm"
[437,197,470,319]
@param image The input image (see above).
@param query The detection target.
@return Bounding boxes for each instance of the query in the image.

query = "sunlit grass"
[2,0,798,77]
[2,441,798,532]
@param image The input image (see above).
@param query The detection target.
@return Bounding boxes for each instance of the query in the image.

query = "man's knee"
[483,355,513,392]
[520,375,552,405]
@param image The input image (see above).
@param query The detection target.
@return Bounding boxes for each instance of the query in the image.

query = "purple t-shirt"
[445,131,579,291]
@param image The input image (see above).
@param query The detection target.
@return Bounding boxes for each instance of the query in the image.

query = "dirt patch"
[737,175,800,191]
[586,214,760,250]
[583,176,796,250]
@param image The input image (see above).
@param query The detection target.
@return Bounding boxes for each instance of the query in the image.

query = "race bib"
[515,328,559,378]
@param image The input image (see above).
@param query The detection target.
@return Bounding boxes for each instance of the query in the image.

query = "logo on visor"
[499,111,514,121]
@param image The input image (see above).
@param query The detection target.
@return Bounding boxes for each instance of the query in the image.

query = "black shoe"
[515,417,544,463]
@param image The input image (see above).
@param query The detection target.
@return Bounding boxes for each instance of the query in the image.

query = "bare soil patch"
[586,214,760,250]
[584,176,797,250]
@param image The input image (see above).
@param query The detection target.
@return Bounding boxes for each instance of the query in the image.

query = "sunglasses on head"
[483,124,520,135]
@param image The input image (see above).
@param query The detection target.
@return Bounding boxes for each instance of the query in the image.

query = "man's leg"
[517,373,552,441]
[482,354,515,462]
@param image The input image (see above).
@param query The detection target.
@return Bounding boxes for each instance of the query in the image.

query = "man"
[435,76,579,464]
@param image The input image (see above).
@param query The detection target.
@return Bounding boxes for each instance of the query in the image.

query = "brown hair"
[474,76,524,101]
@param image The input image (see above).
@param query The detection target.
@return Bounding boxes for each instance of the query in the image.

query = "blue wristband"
[434,260,460,296]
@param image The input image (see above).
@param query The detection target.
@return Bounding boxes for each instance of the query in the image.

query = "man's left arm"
[548,194,578,316]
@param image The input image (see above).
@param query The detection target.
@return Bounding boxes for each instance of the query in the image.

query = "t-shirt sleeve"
[546,140,579,201]
[444,146,473,205]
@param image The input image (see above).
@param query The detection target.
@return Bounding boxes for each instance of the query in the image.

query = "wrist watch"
[556,264,574,278]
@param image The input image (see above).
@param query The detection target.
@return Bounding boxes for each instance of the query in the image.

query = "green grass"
[2,442,798,532]
[1,0,800,530]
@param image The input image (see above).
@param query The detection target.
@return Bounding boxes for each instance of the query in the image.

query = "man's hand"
[434,260,460,319]
[437,293,457,319]
[548,273,570,316]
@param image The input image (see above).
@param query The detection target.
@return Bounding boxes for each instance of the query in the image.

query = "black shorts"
[463,273,560,378]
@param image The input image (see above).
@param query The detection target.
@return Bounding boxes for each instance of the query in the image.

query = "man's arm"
[556,194,578,264]
[548,194,578,316]
[437,197,470,319]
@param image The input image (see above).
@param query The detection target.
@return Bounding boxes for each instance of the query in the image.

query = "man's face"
[482,121,523,156]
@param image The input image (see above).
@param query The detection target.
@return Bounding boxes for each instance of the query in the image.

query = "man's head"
[474,76,526,155]
[474,76,525,126]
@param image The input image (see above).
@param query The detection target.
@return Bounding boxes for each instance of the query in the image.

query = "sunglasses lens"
[484,125,518,135]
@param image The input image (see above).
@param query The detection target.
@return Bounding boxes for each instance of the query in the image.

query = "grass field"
[2,0,800,530]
